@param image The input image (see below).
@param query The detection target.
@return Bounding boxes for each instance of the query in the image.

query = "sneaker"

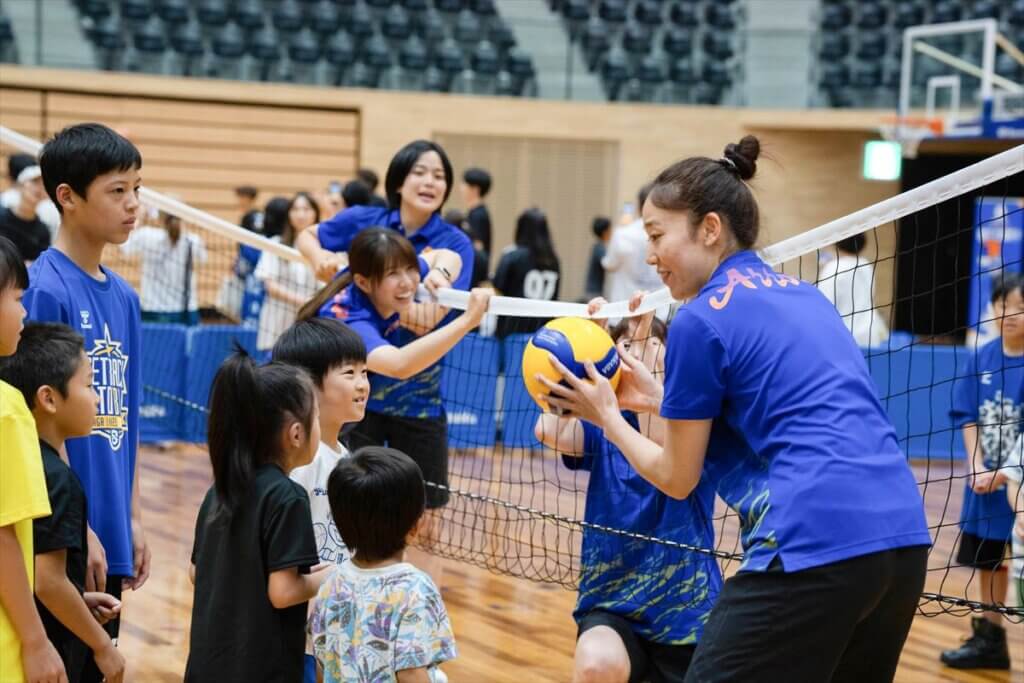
[940,617,1011,670]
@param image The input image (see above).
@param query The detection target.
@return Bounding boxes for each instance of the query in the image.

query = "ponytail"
[206,347,317,514]
[297,272,353,321]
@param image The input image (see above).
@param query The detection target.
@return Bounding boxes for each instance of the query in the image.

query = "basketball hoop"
[879,115,945,159]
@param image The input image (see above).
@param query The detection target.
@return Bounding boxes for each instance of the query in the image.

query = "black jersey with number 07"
[493,246,561,338]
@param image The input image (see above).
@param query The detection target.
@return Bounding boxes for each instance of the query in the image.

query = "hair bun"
[723,135,760,181]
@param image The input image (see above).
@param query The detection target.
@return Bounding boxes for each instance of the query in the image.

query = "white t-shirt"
[601,219,663,303]
[254,238,319,350]
[816,252,889,348]
[1,189,61,241]
[1004,436,1023,604]
[119,226,207,313]
[289,440,350,565]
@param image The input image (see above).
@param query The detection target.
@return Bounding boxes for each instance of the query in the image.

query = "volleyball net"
[2,125,1022,619]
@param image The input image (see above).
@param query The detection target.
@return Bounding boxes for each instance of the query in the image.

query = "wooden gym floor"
[118,445,1022,682]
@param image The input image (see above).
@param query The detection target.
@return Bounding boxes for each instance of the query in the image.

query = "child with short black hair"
[0,235,67,683]
[186,352,332,681]
[309,446,457,683]
[27,124,150,679]
[0,322,125,682]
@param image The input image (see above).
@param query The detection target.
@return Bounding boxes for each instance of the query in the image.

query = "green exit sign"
[863,140,902,181]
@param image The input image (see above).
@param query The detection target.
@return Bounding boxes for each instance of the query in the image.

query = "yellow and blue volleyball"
[522,317,621,411]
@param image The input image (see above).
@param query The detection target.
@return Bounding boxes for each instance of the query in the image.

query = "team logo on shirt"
[977,388,1021,469]
[709,267,801,310]
[79,309,92,330]
[88,324,130,451]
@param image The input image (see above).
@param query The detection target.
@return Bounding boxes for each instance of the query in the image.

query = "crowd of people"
[0,122,1020,683]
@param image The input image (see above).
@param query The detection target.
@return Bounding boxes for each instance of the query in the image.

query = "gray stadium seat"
[818,33,849,62]
[309,0,341,35]
[668,1,698,28]
[383,5,413,40]
[120,0,153,24]
[210,22,246,78]
[325,31,355,84]
[454,9,481,45]
[169,20,203,75]
[249,26,281,81]
[132,17,167,73]
[855,4,887,31]
[287,28,322,83]
[820,3,851,31]
[231,0,265,30]
[634,0,662,27]
[273,0,305,32]
[155,0,189,24]
[196,0,228,28]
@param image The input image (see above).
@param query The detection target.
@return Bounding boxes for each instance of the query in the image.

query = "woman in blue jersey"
[540,136,932,682]
[536,313,721,683]
[296,141,475,584]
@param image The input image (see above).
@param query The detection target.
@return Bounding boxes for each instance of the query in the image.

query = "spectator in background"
[341,180,372,209]
[1,153,61,240]
[0,162,50,263]
[493,208,560,338]
[355,168,389,208]
[584,216,611,300]
[255,192,321,355]
[444,208,488,287]
[603,183,663,304]
[816,232,889,348]
[235,185,262,233]
[120,211,207,325]
[460,167,492,258]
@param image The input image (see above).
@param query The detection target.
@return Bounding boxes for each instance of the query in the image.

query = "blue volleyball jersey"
[318,259,434,417]
[661,250,931,573]
[25,248,142,576]
[565,415,721,644]
[950,339,1022,541]
[317,206,473,419]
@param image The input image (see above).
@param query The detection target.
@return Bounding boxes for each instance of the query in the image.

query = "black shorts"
[956,531,1008,570]
[578,611,695,683]
[346,411,450,508]
[685,546,928,683]
[80,575,124,683]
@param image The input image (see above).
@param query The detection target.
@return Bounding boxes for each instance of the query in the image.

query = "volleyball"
[522,318,621,411]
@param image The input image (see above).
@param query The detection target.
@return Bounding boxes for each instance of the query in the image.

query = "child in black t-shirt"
[186,352,333,683]
[0,322,125,682]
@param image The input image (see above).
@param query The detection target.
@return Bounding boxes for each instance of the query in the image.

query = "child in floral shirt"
[309,447,456,683]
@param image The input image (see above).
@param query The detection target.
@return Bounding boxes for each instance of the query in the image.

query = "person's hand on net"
[422,267,452,296]
[614,350,663,414]
[586,297,610,329]
[312,250,345,283]
[461,288,492,328]
[540,355,620,428]
[971,468,1007,495]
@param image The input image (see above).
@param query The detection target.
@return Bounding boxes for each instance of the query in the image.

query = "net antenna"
[882,18,1024,158]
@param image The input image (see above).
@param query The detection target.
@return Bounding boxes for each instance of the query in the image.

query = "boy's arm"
[0,526,67,683]
[266,564,333,609]
[534,414,585,455]
[35,550,124,681]
[126,460,150,591]
[396,668,432,683]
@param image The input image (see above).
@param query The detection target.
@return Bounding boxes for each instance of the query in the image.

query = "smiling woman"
[542,135,933,683]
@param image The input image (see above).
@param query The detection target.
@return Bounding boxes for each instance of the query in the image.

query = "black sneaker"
[940,617,1011,670]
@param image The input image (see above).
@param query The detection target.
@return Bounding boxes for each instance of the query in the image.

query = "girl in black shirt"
[186,353,331,682]
[492,208,561,338]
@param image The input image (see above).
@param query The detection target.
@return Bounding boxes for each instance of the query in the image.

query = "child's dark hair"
[0,322,84,409]
[384,140,454,211]
[592,216,611,239]
[235,185,258,199]
[463,167,492,197]
[207,351,317,513]
[342,180,372,208]
[356,168,380,191]
[262,196,290,239]
[609,316,668,345]
[0,236,29,292]
[993,272,1024,304]
[327,446,425,563]
[297,227,419,320]
[836,233,867,256]
[39,123,142,215]
[271,318,367,386]
[515,208,559,271]
[648,135,761,250]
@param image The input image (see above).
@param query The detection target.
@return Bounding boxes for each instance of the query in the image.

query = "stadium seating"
[64,0,532,95]
[813,0,1022,109]
[556,0,744,104]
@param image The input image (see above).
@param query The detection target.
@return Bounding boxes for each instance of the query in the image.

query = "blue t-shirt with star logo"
[950,339,1022,541]
[25,247,141,577]
[661,250,931,572]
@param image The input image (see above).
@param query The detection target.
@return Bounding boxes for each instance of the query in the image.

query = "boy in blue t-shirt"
[942,274,1024,671]
[25,123,149,678]
[535,315,722,682]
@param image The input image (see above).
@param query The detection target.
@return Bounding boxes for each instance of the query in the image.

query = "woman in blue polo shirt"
[296,141,475,586]
[540,136,931,682]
